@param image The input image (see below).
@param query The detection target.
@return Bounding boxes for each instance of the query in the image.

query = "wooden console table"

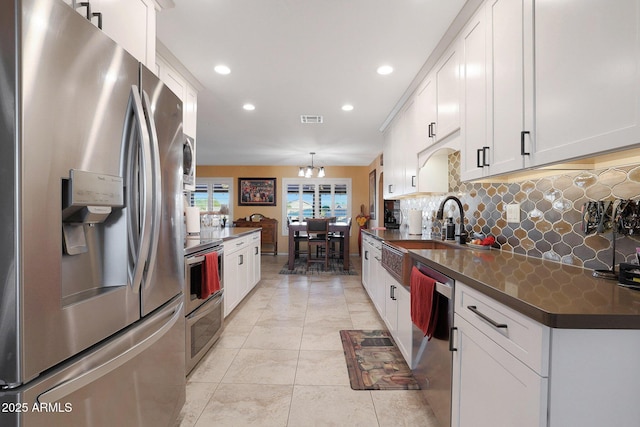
[233,214,278,255]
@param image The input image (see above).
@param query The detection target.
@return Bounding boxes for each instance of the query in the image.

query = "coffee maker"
[384,199,401,229]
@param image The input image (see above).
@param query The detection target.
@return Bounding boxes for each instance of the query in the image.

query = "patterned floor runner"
[340,329,420,390]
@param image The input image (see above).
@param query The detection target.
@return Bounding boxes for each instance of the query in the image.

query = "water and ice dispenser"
[62,169,124,255]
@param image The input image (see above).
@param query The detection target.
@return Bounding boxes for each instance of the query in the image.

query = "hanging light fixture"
[298,152,325,178]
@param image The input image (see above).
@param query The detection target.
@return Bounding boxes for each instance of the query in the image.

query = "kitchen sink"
[381,240,457,286]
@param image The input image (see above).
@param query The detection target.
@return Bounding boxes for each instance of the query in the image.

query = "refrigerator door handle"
[123,85,153,293]
[36,298,183,405]
[140,90,162,288]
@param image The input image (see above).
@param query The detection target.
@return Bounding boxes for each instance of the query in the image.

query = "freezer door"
[0,297,186,427]
[6,0,142,385]
[138,65,184,316]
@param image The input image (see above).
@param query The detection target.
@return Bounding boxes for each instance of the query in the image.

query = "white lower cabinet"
[380,268,412,366]
[361,235,374,294]
[453,281,640,426]
[452,314,547,427]
[394,285,412,365]
[248,231,261,289]
[223,231,261,317]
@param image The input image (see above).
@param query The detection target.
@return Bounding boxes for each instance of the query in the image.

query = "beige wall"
[197,165,370,255]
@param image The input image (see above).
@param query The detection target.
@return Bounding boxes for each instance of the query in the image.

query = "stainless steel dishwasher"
[411,261,454,427]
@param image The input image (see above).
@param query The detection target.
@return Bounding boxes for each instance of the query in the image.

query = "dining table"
[287,221,351,270]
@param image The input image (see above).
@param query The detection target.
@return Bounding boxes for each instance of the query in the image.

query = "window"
[282,178,351,234]
[189,178,233,226]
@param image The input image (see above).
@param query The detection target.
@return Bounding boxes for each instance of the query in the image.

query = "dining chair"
[306,218,330,269]
[288,217,306,259]
[329,217,350,259]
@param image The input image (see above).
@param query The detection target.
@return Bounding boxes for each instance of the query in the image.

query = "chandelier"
[298,152,325,178]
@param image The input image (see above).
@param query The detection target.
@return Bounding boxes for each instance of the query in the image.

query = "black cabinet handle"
[449,327,457,351]
[364,250,369,260]
[476,148,483,168]
[428,122,436,138]
[521,131,530,155]
[411,175,416,187]
[388,184,393,193]
[482,146,490,166]
[467,305,508,329]
[78,2,91,20]
[92,12,103,29]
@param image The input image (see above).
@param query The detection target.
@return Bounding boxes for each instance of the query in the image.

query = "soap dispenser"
[446,217,455,240]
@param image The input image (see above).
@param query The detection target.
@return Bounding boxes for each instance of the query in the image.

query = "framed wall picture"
[369,170,376,220]
[238,177,277,206]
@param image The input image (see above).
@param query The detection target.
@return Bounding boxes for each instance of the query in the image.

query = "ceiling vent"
[300,115,323,124]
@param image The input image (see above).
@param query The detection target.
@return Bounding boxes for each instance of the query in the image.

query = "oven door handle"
[187,293,222,323]
[186,255,205,266]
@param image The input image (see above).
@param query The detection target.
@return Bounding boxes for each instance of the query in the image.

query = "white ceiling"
[156,0,467,167]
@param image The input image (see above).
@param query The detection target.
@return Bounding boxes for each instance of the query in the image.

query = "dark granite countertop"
[184,227,260,255]
[408,248,640,329]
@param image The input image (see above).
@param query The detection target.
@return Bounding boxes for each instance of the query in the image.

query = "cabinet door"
[460,6,490,181]
[361,237,372,293]
[435,47,461,142]
[403,99,419,194]
[415,76,437,147]
[250,232,261,288]
[452,315,547,427]
[461,0,529,181]
[237,247,250,299]
[382,126,398,199]
[489,0,529,175]
[90,0,156,66]
[372,250,386,317]
[395,285,413,366]
[223,251,239,317]
[383,271,398,334]
[158,59,187,102]
[184,83,198,138]
[532,0,640,166]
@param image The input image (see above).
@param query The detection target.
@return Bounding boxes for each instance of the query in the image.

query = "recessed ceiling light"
[214,65,231,75]
[243,103,255,111]
[377,65,394,75]
[341,104,354,111]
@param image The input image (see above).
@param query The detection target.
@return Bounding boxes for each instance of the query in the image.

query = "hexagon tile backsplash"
[401,152,640,271]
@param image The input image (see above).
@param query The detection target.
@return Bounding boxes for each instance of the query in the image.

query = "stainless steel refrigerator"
[0,0,185,425]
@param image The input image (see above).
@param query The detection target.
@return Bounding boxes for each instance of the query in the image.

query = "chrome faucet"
[436,195,467,245]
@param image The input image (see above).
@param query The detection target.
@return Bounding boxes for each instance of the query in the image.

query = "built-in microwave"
[183,135,195,191]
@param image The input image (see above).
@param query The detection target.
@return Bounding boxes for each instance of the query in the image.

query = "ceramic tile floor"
[175,255,440,427]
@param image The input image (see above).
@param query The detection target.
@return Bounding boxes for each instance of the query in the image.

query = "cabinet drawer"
[455,282,549,376]
[224,236,248,254]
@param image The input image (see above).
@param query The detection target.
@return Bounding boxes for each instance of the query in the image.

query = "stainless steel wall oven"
[184,239,224,374]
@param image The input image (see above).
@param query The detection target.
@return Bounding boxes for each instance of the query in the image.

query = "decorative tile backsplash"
[400,152,640,271]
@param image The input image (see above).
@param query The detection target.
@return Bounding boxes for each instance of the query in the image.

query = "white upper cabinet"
[156,53,199,138]
[461,0,530,181]
[403,99,420,194]
[434,46,461,142]
[490,0,532,173]
[70,0,157,67]
[530,0,640,166]
[460,6,490,181]
[415,75,437,147]
[184,84,198,139]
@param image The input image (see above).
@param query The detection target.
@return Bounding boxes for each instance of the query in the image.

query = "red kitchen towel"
[410,266,438,338]
[202,251,221,299]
